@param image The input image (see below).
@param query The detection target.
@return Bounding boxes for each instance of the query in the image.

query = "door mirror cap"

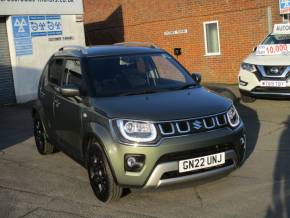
[60,85,80,97]
[252,46,257,52]
[191,72,202,84]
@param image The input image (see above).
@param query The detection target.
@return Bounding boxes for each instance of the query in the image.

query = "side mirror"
[191,72,202,84]
[60,84,80,97]
[252,46,257,52]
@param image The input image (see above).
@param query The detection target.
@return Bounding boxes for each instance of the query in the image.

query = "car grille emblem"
[193,120,202,130]
[270,67,280,74]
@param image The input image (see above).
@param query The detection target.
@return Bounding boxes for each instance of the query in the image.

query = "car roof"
[54,45,165,58]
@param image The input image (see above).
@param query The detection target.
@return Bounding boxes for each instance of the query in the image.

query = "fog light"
[240,135,246,150]
[240,137,245,145]
[127,157,137,168]
[239,77,248,86]
[125,154,145,172]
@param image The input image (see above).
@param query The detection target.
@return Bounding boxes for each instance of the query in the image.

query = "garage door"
[0,17,16,105]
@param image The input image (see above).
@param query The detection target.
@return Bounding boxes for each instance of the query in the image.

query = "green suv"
[32,43,246,203]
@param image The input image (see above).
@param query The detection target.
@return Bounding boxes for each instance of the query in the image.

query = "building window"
[203,21,221,56]
[282,14,290,23]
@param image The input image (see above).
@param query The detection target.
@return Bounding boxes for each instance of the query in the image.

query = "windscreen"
[87,53,194,97]
[262,34,290,45]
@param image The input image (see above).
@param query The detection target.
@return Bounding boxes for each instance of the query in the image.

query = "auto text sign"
[256,44,290,56]
[29,15,62,37]
[280,0,290,14]
[273,23,290,34]
[12,16,33,56]
[0,0,83,15]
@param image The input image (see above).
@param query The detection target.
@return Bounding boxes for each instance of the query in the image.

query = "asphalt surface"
[0,86,290,218]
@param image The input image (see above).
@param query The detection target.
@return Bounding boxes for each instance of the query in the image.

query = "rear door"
[54,59,84,156]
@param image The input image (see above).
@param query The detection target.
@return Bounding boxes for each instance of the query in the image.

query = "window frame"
[203,20,221,56]
[48,58,65,87]
[61,58,83,88]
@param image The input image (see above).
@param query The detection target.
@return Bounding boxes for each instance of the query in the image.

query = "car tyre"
[240,93,256,103]
[33,115,54,155]
[87,140,123,203]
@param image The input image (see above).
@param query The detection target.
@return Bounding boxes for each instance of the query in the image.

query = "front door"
[40,58,64,142]
[54,59,84,156]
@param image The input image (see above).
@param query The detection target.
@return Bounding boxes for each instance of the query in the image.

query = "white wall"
[6,15,85,103]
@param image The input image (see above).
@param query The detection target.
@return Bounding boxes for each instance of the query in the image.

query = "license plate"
[260,81,287,87]
[179,152,225,173]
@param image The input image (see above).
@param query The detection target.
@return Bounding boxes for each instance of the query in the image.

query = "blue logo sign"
[29,15,62,37]
[12,16,30,38]
[280,0,290,14]
[12,16,32,56]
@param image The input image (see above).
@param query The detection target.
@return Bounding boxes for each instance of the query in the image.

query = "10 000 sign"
[257,44,290,56]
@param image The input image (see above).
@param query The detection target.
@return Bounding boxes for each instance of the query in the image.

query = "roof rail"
[59,46,88,54]
[114,42,159,49]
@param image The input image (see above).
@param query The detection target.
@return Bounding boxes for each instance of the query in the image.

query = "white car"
[239,23,290,102]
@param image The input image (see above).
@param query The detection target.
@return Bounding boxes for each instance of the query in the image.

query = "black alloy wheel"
[33,116,54,154]
[87,142,122,203]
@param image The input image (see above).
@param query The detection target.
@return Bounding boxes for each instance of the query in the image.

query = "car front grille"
[157,113,228,137]
[264,66,287,76]
[160,159,234,180]
[255,65,290,80]
[157,144,233,164]
[157,144,235,180]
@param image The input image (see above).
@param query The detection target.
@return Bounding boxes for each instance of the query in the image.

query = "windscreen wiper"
[176,83,197,90]
[119,88,167,96]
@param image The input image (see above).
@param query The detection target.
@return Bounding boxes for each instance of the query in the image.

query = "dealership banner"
[0,0,83,15]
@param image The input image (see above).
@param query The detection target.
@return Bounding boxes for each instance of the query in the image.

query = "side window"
[62,59,82,88]
[48,59,64,86]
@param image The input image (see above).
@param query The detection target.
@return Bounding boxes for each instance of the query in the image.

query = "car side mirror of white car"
[252,46,257,52]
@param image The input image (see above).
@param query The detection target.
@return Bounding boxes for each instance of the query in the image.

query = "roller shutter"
[0,17,16,105]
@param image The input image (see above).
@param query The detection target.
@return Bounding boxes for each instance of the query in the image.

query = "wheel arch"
[82,130,120,185]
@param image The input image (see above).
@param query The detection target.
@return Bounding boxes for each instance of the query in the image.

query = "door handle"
[40,89,46,98]
[54,99,61,108]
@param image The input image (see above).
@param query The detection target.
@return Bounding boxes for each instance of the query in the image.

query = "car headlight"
[116,120,157,143]
[226,106,240,128]
[241,62,256,72]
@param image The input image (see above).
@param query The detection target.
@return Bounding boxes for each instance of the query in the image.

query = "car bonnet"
[244,52,290,66]
[90,87,232,121]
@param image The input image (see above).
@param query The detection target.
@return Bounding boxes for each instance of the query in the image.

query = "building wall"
[6,15,85,103]
[84,0,283,84]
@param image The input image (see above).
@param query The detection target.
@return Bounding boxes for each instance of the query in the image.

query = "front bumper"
[143,149,238,188]
[97,122,246,188]
[239,68,290,98]
[240,87,290,98]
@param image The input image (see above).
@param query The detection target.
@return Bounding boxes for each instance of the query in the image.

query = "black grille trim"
[157,113,228,137]
[264,66,287,76]
[253,87,290,93]
[255,65,290,81]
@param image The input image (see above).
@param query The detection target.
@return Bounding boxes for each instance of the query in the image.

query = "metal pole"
[267,6,273,34]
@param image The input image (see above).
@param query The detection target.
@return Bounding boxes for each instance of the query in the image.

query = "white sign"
[273,24,290,34]
[280,0,290,14]
[0,0,83,15]
[256,44,290,56]
[164,29,188,36]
